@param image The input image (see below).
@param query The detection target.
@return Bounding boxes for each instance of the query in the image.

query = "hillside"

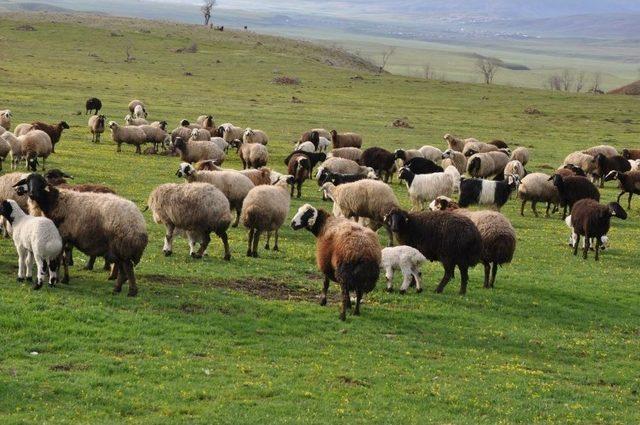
[609,80,640,95]
[0,12,639,424]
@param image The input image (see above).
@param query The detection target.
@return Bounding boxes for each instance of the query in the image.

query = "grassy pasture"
[0,13,639,424]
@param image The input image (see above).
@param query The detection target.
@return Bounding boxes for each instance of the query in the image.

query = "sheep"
[176,162,253,227]
[555,164,586,178]
[404,157,444,175]
[171,125,192,143]
[622,149,640,160]
[565,215,609,254]
[510,147,530,166]
[139,125,170,151]
[593,153,630,187]
[317,157,371,176]
[583,145,618,158]
[31,121,69,153]
[173,137,225,165]
[0,172,29,237]
[563,151,596,176]
[517,172,560,217]
[14,123,33,137]
[218,123,244,143]
[299,128,331,143]
[604,170,640,209]
[243,128,269,145]
[0,109,13,130]
[569,199,626,260]
[241,175,295,257]
[294,141,316,153]
[190,128,212,141]
[287,153,312,198]
[384,208,482,294]
[15,173,148,294]
[504,160,525,179]
[320,179,399,246]
[330,130,363,148]
[398,166,459,211]
[428,196,460,211]
[462,140,499,157]
[0,199,63,289]
[458,175,520,211]
[148,182,231,260]
[19,129,52,171]
[85,98,101,115]
[88,115,106,143]
[150,120,168,131]
[549,174,600,219]
[317,137,331,152]
[466,151,510,179]
[317,169,376,187]
[231,139,268,169]
[291,204,381,320]
[180,119,201,130]
[124,114,149,126]
[0,138,10,170]
[196,115,215,132]
[109,121,147,154]
[328,147,362,163]
[380,245,426,293]
[0,131,22,170]
[361,147,396,183]
[629,159,640,171]
[210,137,229,153]
[128,100,147,118]
[417,145,443,163]
[240,167,272,186]
[393,149,423,166]
[441,149,467,174]
[443,134,479,152]
[489,139,509,149]
[283,151,327,170]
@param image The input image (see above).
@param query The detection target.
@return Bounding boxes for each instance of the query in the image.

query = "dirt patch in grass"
[49,363,88,372]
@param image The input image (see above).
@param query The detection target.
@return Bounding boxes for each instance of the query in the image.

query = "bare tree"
[575,71,586,92]
[423,63,434,80]
[561,69,574,91]
[124,44,135,63]
[378,47,396,74]
[201,0,216,26]
[590,72,603,93]
[547,74,562,91]
[476,58,499,84]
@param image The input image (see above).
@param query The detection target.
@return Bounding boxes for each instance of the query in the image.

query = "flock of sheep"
[0,98,637,320]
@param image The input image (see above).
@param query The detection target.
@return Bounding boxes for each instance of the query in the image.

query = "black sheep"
[489,139,509,149]
[458,176,519,210]
[570,199,626,260]
[593,153,630,187]
[549,174,600,219]
[384,208,482,294]
[283,150,326,170]
[404,157,443,175]
[604,170,640,209]
[287,153,311,198]
[85,97,102,115]
[361,147,396,183]
[317,169,368,186]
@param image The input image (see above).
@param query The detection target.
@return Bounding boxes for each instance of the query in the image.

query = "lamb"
[510,147,530,166]
[196,115,215,132]
[0,199,63,289]
[176,162,254,227]
[417,145,443,163]
[299,128,331,143]
[0,109,13,130]
[604,170,640,209]
[622,149,640,160]
[384,208,482,294]
[243,128,269,145]
[128,100,147,118]
[569,199,626,260]
[443,134,479,152]
[583,145,618,158]
[320,179,399,246]
[287,153,312,198]
[317,137,331,152]
[85,98,101,115]
[173,137,225,165]
[549,174,600,219]
[291,204,381,320]
[330,130,363,148]
[593,153,630,187]
[14,123,33,137]
[466,151,510,179]
[517,172,560,217]
[0,131,22,169]
[232,140,268,169]
[361,147,396,182]
[398,166,459,211]
[190,128,212,141]
[404,157,444,175]
[15,173,148,294]
[458,175,520,211]
[441,149,467,174]
[19,129,52,171]
[88,115,106,143]
[31,121,69,153]
[504,160,525,178]
[327,147,363,163]
[109,121,147,154]
[124,114,149,126]
[148,182,231,260]
[241,175,295,257]
[218,123,244,143]
[139,125,170,151]
[462,141,499,157]
[380,245,426,293]
[563,151,596,176]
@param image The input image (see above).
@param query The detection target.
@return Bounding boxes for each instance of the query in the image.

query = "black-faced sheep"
[622,149,640,160]
[283,150,327,170]
[88,115,106,143]
[458,175,520,211]
[330,130,362,149]
[398,166,460,210]
[291,204,381,321]
[549,174,600,219]
[517,172,559,217]
[196,115,215,132]
[361,147,396,182]
[604,170,640,209]
[85,98,102,115]
[316,169,375,187]
[404,157,444,175]
[593,154,630,187]
[569,199,626,260]
[31,121,69,153]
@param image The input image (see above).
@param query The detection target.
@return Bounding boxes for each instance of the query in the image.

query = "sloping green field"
[0,13,638,424]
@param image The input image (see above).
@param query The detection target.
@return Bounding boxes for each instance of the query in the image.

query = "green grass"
[0,12,639,424]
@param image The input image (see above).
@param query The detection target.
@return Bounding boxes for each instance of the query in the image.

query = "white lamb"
[0,199,63,289]
[381,245,427,293]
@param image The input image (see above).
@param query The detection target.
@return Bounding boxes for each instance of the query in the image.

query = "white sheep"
[210,137,229,153]
[294,141,316,153]
[0,109,12,131]
[18,129,52,171]
[109,121,147,154]
[243,128,269,145]
[504,160,525,179]
[381,245,427,293]
[124,114,149,126]
[190,128,211,141]
[0,199,63,289]
[398,165,459,210]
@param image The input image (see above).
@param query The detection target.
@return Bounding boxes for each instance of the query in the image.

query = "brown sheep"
[330,130,362,149]
[31,121,69,153]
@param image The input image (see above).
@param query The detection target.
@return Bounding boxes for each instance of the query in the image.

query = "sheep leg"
[35,258,46,290]
[628,192,633,210]
[583,235,590,260]
[24,251,34,283]
[124,261,138,297]
[562,205,568,220]
[483,263,491,288]
[435,264,454,293]
[61,251,70,284]
[215,230,231,261]
[103,259,111,271]
[520,200,526,216]
[296,181,302,198]
[163,224,175,256]
[135,145,142,154]
[490,263,498,288]
[339,284,349,321]
[107,263,117,280]
[384,224,394,247]
[459,266,470,295]
[252,230,261,257]
[16,247,27,282]
[273,230,280,251]
[573,234,580,256]
[48,257,59,287]
[246,228,254,257]
[232,209,240,228]
[545,202,551,217]
[116,142,122,153]
[531,201,539,218]
[412,270,423,293]
[399,263,415,293]
[616,191,625,204]
[320,276,330,306]
[196,233,211,259]
[354,288,363,316]
[264,232,271,250]
[113,262,125,294]
[290,183,295,198]
[384,267,394,292]
[85,256,96,271]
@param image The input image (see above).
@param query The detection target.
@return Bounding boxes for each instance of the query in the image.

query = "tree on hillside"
[590,72,603,93]
[561,69,574,91]
[201,0,216,26]
[575,71,586,92]
[378,47,396,74]
[476,58,499,84]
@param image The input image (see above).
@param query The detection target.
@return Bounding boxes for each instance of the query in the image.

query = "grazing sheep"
[15,173,147,294]
[209,137,229,153]
[177,162,254,227]
[361,147,396,182]
[287,153,312,198]
[384,208,482,294]
[243,128,269,145]
[565,215,609,254]
[231,140,268,169]
[240,167,272,186]
[283,150,327,170]
[466,151,510,179]
[443,134,479,152]
[148,182,231,260]
[381,245,426,293]
[124,114,149,126]
[318,157,372,177]
[139,125,170,151]
[604,170,640,209]
[299,128,331,143]
[510,147,530,166]
[0,199,63,289]
[1,109,13,130]
[241,175,295,257]
[0,172,29,237]
[428,196,460,211]
[320,179,399,246]
[19,129,52,171]
[504,160,525,179]
[219,123,244,143]
[489,139,509,149]
[417,145,443,163]
[190,127,212,141]
[109,121,147,154]
[317,137,331,152]
[14,123,33,137]
[171,125,192,143]
[622,149,640,160]
[563,151,596,176]
[393,149,423,166]
[517,172,560,217]
[128,100,147,118]
[462,141,499,157]
[328,147,363,163]
[549,174,600,219]
[294,141,316,153]
[85,98,102,115]
[441,149,467,175]
[404,157,444,175]
[150,120,168,131]
[458,175,520,211]
[593,153,630,187]
[569,199,626,260]
[555,164,586,178]
[88,115,106,143]
[291,204,381,320]
[583,145,618,158]
[0,131,22,170]
[196,115,215,132]
[330,130,363,149]
[180,119,201,130]
[31,121,69,153]
[0,137,10,170]
[399,166,459,210]
[173,137,225,165]
[317,169,376,187]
